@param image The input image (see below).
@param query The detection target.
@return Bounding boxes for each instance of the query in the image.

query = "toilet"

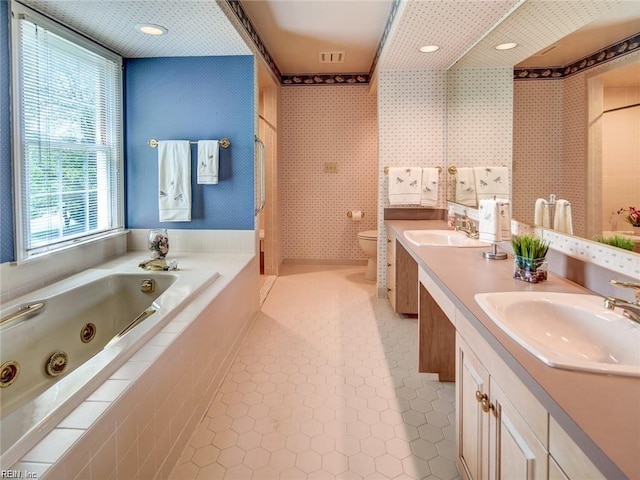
[358,230,378,281]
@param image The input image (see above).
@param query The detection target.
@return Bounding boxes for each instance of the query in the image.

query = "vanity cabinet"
[456,334,548,480]
[386,233,418,315]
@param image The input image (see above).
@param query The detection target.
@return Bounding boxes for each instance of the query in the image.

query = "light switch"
[324,162,338,173]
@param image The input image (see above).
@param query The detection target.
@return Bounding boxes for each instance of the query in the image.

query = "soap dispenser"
[447,206,456,230]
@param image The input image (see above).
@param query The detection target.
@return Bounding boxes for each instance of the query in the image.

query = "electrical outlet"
[324,162,338,173]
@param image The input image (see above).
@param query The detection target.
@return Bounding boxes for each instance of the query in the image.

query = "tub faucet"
[455,216,479,239]
[604,280,640,324]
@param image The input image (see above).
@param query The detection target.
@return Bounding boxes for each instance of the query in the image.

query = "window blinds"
[15,13,123,258]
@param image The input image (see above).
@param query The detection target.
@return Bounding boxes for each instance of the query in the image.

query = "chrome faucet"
[455,216,479,239]
[604,280,640,324]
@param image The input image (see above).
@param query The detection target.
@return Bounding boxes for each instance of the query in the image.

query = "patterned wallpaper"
[561,73,588,237]
[602,87,640,230]
[377,70,447,284]
[280,85,377,263]
[513,81,564,226]
[447,68,514,175]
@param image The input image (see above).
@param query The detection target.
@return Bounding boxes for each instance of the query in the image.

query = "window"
[11,2,123,261]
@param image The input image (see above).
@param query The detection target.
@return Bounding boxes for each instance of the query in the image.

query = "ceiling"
[15,0,640,83]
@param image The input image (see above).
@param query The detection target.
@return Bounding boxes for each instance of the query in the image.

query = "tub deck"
[1,252,256,473]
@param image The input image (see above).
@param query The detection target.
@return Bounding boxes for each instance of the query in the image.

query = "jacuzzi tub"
[0,266,219,466]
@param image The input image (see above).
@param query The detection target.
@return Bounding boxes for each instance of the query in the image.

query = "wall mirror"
[445,1,640,255]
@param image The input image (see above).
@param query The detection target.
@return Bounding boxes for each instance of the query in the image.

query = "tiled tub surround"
[1,267,218,465]
[1,231,259,479]
[386,219,640,479]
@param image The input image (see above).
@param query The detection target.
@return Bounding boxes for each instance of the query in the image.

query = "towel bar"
[148,138,230,149]
[384,166,442,175]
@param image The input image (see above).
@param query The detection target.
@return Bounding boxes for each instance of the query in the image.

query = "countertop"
[386,219,640,479]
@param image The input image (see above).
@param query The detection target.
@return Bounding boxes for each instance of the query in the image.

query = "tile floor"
[170,265,460,480]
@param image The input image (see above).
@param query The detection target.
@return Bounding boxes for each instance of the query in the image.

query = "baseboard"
[283,258,368,266]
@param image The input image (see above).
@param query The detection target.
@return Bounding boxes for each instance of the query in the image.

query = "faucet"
[604,280,640,324]
[455,215,479,239]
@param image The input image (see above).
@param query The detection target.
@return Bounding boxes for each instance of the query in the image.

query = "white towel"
[478,198,511,243]
[474,166,509,200]
[554,199,573,234]
[158,140,191,222]
[420,167,439,207]
[534,198,550,228]
[454,168,477,207]
[388,167,422,205]
[197,140,219,184]
[498,199,512,241]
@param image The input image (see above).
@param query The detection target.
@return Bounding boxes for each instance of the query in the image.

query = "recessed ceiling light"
[419,45,440,53]
[136,24,168,36]
[495,42,518,51]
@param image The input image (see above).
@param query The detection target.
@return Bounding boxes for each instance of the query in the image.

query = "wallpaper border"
[514,33,640,81]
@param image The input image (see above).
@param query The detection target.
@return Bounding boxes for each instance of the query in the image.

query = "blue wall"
[0,47,255,262]
[125,56,255,230]
[0,0,14,263]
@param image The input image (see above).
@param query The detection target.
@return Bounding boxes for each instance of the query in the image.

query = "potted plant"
[592,234,635,251]
[511,234,550,283]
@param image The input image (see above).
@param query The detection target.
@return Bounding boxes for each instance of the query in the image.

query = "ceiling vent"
[534,45,559,57]
[319,51,345,63]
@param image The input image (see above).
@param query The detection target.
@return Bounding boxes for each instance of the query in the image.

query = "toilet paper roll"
[350,210,363,221]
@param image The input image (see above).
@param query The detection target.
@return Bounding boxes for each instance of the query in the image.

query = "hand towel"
[534,198,550,228]
[478,198,500,243]
[474,166,509,201]
[477,198,511,243]
[420,167,439,207]
[498,199,512,241]
[454,167,477,207]
[158,140,191,222]
[197,140,219,184]
[388,167,422,205]
[554,199,573,234]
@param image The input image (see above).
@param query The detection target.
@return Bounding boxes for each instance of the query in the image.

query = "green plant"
[592,235,635,251]
[511,234,549,264]
[511,235,550,283]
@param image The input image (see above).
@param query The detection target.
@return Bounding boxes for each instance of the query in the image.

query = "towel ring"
[148,138,231,149]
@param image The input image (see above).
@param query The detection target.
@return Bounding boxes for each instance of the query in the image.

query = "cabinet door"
[386,234,396,309]
[456,334,490,480]
[489,379,548,480]
[395,240,418,314]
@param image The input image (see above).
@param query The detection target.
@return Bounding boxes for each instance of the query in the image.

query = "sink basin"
[404,230,489,247]
[475,292,640,377]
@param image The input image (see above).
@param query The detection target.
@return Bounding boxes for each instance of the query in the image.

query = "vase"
[148,229,169,259]
[513,256,548,283]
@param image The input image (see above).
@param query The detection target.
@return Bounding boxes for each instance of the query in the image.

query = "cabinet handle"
[475,390,495,414]
[387,263,392,267]
[387,239,392,244]
[481,398,495,414]
[387,288,392,292]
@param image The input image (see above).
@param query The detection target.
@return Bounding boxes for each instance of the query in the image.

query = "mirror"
[445,2,640,254]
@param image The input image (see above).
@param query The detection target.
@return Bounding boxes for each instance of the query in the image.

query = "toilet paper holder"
[347,211,365,219]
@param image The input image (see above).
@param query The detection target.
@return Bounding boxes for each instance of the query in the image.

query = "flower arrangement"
[616,206,640,227]
[148,229,169,259]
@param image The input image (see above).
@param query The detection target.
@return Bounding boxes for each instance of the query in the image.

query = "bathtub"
[0,266,219,467]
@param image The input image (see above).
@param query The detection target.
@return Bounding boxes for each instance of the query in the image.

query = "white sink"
[404,229,489,247]
[475,292,640,377]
